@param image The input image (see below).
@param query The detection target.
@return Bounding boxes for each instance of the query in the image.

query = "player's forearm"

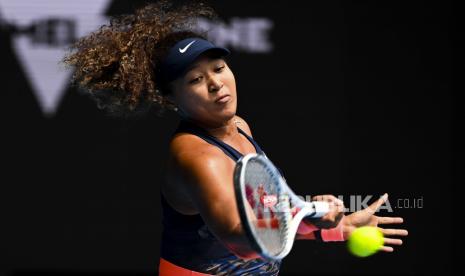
[295,232,317,240]
[296,217,346,242]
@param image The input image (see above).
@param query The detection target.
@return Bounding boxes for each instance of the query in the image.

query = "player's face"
[170,54,237,126]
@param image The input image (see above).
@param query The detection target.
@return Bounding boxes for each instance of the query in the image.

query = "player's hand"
[305,194,345,229]
[342,193,408,252]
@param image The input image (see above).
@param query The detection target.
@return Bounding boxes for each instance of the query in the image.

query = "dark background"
[1,0,458,275]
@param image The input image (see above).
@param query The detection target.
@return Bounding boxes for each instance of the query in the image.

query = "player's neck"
[188,117,239,141]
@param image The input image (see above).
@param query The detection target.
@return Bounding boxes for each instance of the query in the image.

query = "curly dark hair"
[63,0,217,116]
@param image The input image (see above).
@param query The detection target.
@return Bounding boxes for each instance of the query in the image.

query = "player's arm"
[171,142,259,259]
[295,195,346,241]
[295,232,317,240]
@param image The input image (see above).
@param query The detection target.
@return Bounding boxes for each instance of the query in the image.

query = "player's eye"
[215,65,225,72]
[189,76,202,84]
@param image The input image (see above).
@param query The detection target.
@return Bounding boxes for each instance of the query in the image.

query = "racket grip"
[311,201,330,218]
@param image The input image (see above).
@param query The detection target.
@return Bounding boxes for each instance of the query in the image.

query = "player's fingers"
[380,246,394,252]
[367,193,388,214]
[383,238,403,246]
[377,216,404,225]
[379,228,409,236]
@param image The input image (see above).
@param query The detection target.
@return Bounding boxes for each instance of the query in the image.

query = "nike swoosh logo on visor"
[179,40,196,53]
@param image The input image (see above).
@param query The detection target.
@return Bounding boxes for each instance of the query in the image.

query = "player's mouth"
[215,94,231,104]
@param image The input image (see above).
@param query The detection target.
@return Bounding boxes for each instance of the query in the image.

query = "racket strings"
[243,159,292,256]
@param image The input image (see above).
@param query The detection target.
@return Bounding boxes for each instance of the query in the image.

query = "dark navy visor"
[159,37,230,84]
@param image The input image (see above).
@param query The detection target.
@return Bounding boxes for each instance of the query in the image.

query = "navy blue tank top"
[160,120,281,275]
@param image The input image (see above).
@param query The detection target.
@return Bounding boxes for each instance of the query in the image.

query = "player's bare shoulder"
[168,132,232,171]
[233,115,253,137]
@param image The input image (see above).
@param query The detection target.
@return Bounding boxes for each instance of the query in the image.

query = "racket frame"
[234,153,329,260]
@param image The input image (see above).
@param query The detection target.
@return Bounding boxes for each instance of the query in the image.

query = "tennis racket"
[233,153,329,260]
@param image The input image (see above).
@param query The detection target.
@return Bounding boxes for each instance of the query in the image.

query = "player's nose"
[208,77,224,93]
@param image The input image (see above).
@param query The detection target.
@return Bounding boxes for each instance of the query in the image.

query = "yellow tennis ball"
[347,226,384,257]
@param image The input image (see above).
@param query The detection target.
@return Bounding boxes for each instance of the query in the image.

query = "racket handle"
[311,201,330,218]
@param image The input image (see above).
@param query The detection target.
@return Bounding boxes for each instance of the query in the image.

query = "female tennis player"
[64,1,408,275]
